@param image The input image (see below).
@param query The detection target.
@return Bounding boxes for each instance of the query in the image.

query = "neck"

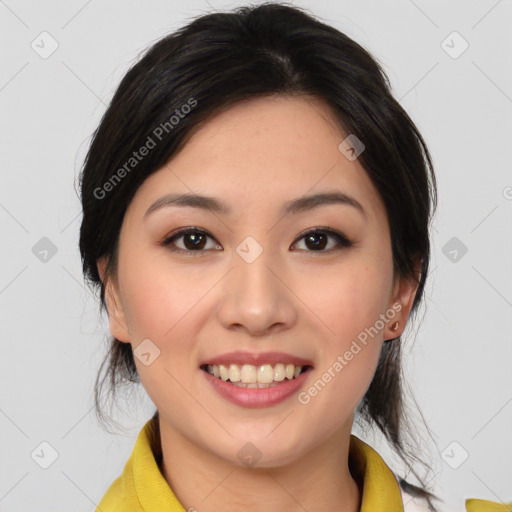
[157,414,361,512]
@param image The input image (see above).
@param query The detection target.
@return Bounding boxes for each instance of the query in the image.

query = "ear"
[97,256,131,343]
[384,255,423,341]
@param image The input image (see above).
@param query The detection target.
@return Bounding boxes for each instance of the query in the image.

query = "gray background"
[1,0,511,511]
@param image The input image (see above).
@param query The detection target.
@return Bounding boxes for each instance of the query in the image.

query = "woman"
[78,3,500,511]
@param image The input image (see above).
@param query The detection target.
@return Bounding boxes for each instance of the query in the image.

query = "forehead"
[128,95,385,223]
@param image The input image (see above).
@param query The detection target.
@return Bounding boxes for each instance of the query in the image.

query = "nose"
[216,245,298,337]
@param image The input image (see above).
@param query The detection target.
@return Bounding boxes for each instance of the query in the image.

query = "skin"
[97,95,420,512]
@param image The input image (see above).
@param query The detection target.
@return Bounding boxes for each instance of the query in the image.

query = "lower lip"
[201,368,312,408]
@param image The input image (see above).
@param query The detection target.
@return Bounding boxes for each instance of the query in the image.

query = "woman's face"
[99,95,418,467]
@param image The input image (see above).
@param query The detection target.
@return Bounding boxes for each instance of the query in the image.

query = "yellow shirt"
[96,416,510,512]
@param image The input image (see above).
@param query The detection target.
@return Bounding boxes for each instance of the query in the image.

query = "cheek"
[119,248,209,341]
[306,257,392,342]
[299,269,388,429]
[123,266,203,414]
[300,258,390,406]
[117,249,211,388]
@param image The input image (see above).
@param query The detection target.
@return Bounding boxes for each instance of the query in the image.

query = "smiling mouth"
[200,363,313,388]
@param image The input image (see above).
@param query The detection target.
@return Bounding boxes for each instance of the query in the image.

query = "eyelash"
[161,226,353,256]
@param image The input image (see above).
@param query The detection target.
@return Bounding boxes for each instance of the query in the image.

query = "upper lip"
[200,351,314,368]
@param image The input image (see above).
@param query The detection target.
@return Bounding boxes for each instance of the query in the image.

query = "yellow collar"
[96,416,510,512]
[348,434,405,512]
[97,416,404,511]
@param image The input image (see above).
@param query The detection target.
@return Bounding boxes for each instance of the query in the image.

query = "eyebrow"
[144,191,367,220]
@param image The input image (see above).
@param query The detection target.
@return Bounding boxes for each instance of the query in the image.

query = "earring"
[385,321,400,342]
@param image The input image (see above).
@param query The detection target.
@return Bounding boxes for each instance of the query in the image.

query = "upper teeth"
[206,363,304,383]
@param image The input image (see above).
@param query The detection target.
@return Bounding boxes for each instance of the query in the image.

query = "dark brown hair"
[78,2,440,509]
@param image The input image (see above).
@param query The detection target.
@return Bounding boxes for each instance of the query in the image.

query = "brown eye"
[292,228,353,252]
[162,226,353,255]
[181,232,207,250]
[162,228,221,254]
